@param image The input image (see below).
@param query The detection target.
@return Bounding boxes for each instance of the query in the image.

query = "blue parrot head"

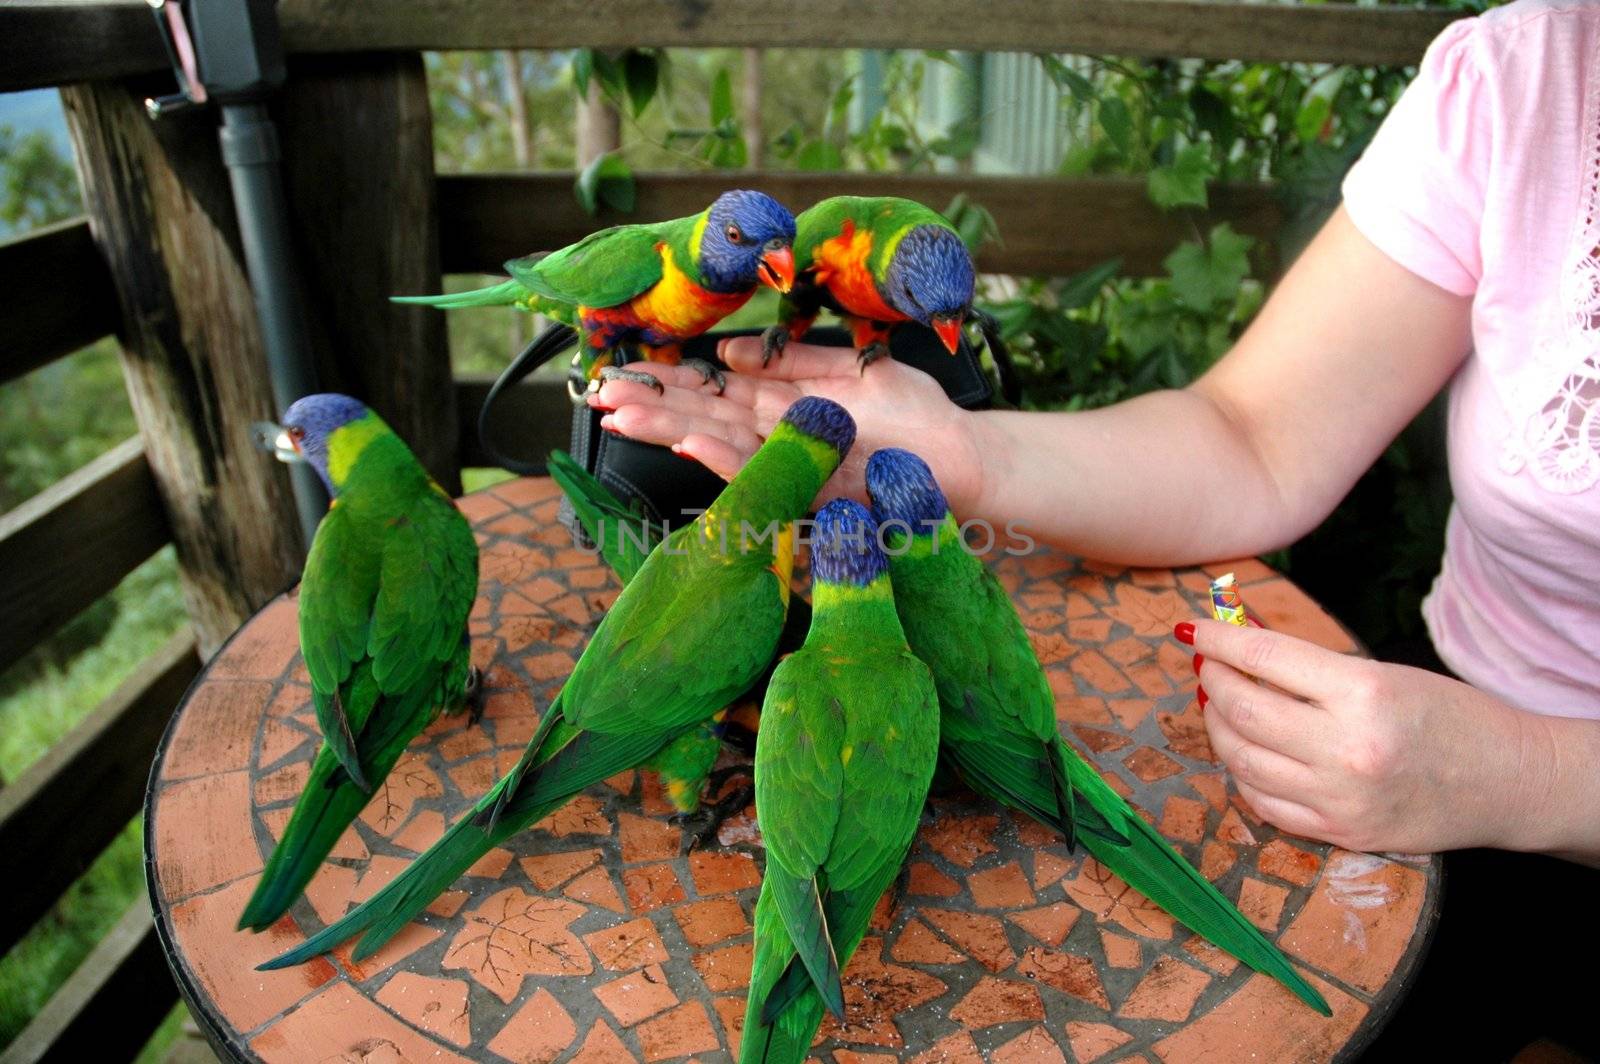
[274,393,372,492]
[865,447,950,545]
[884,224,976,353]
[809,498,887,588]
[778,396,856,460]
[698,190,797,294]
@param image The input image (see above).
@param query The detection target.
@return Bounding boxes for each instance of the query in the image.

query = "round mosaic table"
[146,476,1441,1064]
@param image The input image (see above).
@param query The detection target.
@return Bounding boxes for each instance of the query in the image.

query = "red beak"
[759,245,796,294]
[933,316,962,355]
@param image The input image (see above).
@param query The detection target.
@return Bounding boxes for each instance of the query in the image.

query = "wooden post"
[742,48,764,170]
[62,78,304,657]
[576,75,621,166]
[276,53,459,493]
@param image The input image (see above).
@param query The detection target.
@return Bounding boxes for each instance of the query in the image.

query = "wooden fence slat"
[0,630,200,956]
[0,438,171,671]
[0,219,120,385]
[439,171,1282,279]
[0,898,176,1064]
[455,375,573,470]
[1,0,1461,94]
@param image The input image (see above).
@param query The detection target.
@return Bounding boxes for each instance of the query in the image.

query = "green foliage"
[575,151,636,215]
[0,124,79,232]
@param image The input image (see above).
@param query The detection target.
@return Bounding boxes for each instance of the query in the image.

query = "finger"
[719,336,864,380]
[671,435,747,483]
[601,405,765,457]
[1198,657,1332,764]
[592,378,759,432]
[1202,702,1321,802]
[1187,618,1356,705]
[1233,781,1330,842]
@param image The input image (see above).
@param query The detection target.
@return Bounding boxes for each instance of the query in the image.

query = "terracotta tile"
[1122,746,1183,783]
[994,1026,1067,1064]
[523,649,576,682]
[1239,876,1290,933]
[688,851,760,895]
[1032,850,1074,890]
[427,890,469,919]
[490,476,560,508]
[1072,726,1131,753]
[1011,812,1060,849]
[569,565,611,589]
[624,863,687,913]
[374,972,471,1047]
[494,713,540,748]
[594,963,680,1026]
[1181,934,1240,975]
[919,812,1000,868]
[1105,696,1154,731]
[1017,947,1109,1009]
[442,888,592,1003]
[1065,859,1175,940]
[358,754,444,835]
[836,1052,898,1064]
[564,866,626,913]
[921,910,1016,973]
[1152,971,1366,1062]
[1188,772,1229,812]
[949,976,1044,1029]
[1029,631,1073,666]
[620,812,683,863]
[154,773,261,901]
[334,922,444,982]
[502,614,558,654]
[967,861,1032,909]
[906,1031,984,1064]
[1245,579,1358,652]
[438,726,494,762]
[674,898,750,947]
[1102,635,1150,668]
[891,918,965,964]
[1067,618,1114,643]
[907,861,961,897]
[535,794,612,837]
[1217,807,1258,846]
[1200,840,1237,881]
[1006,902,1080,948]
[249,981,472,1064]
[567,1020,639,1064]
[1118,955,1212,1022]
[1070,650,1130,694]
[252,760,309,806]
[585,917,671,971]
[547,593,593,625]
[1156,704,1217,763]
[711,996,746,1057]
[821,940,946,1047]
[693,941,754,992]
[482,686,537,720]
[1158,795,1208,845]
[295,858,358,925]
[169,877,336,1032]
[208,597,300,681]
[1257,838,1322,887]
[455,490,511,522]
[637,1001,720,1062]
[1282,850,1427,994]
[1064,1021,1134,1064]
[1100,930,1141,969]
[518,848,602,891]
[465,847,515,878]
[164,680,272,779]
[1156,638,1198,683]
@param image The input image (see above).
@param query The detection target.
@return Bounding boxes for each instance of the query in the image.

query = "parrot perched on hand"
[259,397,855,969]
[863,448,1332,1017]
[394,189,797,393]
[236,394,480,932]
[739,499,941,1064]
[760,195,1018,402]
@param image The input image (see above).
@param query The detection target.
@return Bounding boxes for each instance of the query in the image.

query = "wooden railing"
[0,1,1466,1060]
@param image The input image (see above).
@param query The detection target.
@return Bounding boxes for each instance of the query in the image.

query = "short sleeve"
[1341,19,1491,297]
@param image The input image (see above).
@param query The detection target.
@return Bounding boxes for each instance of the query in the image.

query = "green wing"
[367,491,479,699]
[547,449,658,582]
[507,224,665,310]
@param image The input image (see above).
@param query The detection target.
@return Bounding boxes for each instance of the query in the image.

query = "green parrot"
[393,189,797,391]
[259,397,855,969]
[237,394,480,932]
[863,448,1332,1017]
[740,499,941,1064]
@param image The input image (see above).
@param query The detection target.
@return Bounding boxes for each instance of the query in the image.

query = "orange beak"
[932,316,963,355]
[758,244,795,294]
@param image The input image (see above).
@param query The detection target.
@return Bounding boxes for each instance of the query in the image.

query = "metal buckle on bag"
[566,353,590,404]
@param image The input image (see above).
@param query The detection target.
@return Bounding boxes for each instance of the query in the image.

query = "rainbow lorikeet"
[740,499,941,1064]
[760,196,1018,401]
[259,397,855,969]
[237,395,480,932]
[394,189,797,393]
[863,448,1332,1017]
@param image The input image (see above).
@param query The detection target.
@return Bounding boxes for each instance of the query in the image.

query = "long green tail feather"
[1062,749,1332,1016]
[391,279,525,309]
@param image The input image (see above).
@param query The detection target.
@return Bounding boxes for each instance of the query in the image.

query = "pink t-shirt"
[1341,0,1600,718]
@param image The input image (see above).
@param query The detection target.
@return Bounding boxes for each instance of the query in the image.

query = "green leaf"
[623,50,659,118]
[1296,69,1347,143]
[1188,84,1236,148]
[591,51,623,98]
[1163,223,1254,310]
[1040,56,1094,103]
[575,152,634,216]
[1098,96,1131,156]
[573,49,594,97]
[1055,258,1122,310]
[711,68,735,126]
[796,139,844,171]
[1147,143,1216,210]
[928,115,980,160]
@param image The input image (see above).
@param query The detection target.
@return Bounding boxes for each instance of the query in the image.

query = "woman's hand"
[591,336,988,512]
[1179,618,1555,855]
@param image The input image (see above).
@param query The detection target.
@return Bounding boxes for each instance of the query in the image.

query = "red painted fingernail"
[1192,653,1204,675]
[1174,622,1196,645]
[600,415,620,435]
[588,398,616,413]
[670,445,695,461]
[1197,686,1208,710]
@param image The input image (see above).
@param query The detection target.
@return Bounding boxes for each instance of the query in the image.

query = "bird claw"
[760,325,790,367]
[681,358,727,395]
[672,781,755,854]
[464,665,486,725]
[856,342,890,374]
[598,365,665,395]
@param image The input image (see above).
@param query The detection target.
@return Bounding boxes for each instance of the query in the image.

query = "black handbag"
[478,323,1001,532]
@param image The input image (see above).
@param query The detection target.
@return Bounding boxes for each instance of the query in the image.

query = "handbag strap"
[476,322,579,476]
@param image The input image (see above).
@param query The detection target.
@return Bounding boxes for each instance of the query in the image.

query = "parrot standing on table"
[394,189,797,394]
[863,447,1332,1016]
[259,397,855,969]
[760,195,1018,402]
[740,499,941,1064]
[237,394,480,932]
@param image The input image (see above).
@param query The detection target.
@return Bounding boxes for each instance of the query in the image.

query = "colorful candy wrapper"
[1209,572,1252,627]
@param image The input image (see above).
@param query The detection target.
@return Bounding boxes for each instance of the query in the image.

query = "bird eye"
[288,426,306,441]
[725,223,744,244]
